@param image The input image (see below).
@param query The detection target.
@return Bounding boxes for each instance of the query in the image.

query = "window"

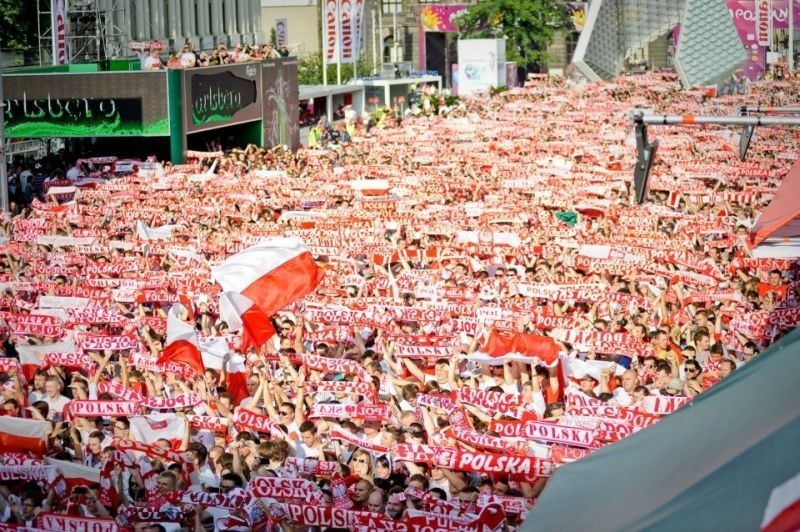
[382,0,402,16]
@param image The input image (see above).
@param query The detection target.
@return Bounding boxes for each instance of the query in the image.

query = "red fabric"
[484,329,560,364]
[158,338,204,376]
[763,497,800,532]
[239,304,276,353]
[225,371,250,407]
[242,251,324,317]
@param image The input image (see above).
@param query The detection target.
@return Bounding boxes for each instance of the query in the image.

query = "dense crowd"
[0,73,798,531]
[140,42,290,70]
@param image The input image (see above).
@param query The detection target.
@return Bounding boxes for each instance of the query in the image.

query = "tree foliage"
[0,0,38,52]
[454,0,568,69]
[298,52,371,85]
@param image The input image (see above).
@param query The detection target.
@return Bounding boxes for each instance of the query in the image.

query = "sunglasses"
[279,410,292,415]
[685,368,698,373]
[353,458,368,463]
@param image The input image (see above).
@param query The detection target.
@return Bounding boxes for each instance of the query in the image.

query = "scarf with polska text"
[305,380,377,401]
[233,408,285,437]
[283,457,340,478]
[456,387,528,418]
[308,403,391,422]
[327,426,390,453]
[249,477,324,503]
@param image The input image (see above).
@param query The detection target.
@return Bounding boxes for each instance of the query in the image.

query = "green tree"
[0,0,38,52]
[454,0,567,70]
[298,52,371,85]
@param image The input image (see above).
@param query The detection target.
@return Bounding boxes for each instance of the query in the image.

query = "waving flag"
[0,417,49,455]
[211,237,324,317]
[200,336,250,406]
[130,414,186,449]
[470,329,560,366]
[219,291,276,354]
[762,470,800,532]
[158,303,204,376]
[17,339,76,381]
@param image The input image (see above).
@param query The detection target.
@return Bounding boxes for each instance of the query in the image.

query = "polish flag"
[211,237,324,318]
[762,471,800,532]
[158,303,204,376]
[135,220,183,240]
[351,179,390,196]
[0,417,48,455]
[219,291,276,353]
[17,339,76,381]
[470,329,560,366]
[130,414,186,450]
[199,336,250,406]
[562,356,623,392]
[45,457,100,491]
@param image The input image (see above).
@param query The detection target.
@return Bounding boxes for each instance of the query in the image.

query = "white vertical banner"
[51,0,69,65]
[756,0,772,47]
[323,0,341,64]
[275,18,288,47]
[339,0,355,63]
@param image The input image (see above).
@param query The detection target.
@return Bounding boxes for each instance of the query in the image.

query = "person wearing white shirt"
[43,376,70,421]
[143,49,163,70]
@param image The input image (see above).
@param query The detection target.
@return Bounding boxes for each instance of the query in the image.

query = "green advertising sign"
[183,63,261,134]
[2,71,170,138]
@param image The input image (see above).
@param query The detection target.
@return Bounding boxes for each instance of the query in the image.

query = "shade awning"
[750,158,800,247]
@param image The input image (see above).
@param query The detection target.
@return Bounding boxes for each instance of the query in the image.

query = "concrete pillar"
[134,0,148,39]
[223,0,236,37]
[167,0,181,39]
[210,0,223,37]
[182,0,196,38]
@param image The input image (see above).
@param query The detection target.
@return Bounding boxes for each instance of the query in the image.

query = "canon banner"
[323,0,365,64]
[324,0,340,63]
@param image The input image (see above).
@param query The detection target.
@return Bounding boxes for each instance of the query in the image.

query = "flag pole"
[322,0,328,86]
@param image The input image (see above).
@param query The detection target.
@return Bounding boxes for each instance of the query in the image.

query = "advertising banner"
[420,5,468,32]
[2,72,169,138]
[51,0,68,65]
[456,39,506,96]
[262,58,300,150]
[323,0,340,63]
[182,62,262,134]
[275,18,288,47]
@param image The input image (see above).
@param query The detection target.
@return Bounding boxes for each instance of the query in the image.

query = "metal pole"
[322,0,328,86]
[741,105,800,114]
[791,0,795,71]
[635,114,800,126]
[0,63,9,213]
[371,6,377,75]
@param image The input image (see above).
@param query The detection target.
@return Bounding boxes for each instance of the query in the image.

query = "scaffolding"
[37,0,129,65]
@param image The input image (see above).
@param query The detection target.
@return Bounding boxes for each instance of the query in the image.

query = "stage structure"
[37,0,263,65]
[2,58,299,163]
[572,0,747,88]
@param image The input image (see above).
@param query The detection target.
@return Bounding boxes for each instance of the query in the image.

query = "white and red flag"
[211,237,324,318]
[45,457,100,491]
[761,469,800,532]
[0,417,49,455]
[158,303,204,376]
[219,291,275,353]
[470,329,560,366]
[130,414,186,449]
[199,335,250,406]
[17,339,76,381]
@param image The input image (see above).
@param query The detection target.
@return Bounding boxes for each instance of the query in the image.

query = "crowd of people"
[0,72,798,531]
[140,42,291,70]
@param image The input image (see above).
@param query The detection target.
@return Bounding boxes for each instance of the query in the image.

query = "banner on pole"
[51,0,69,65]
